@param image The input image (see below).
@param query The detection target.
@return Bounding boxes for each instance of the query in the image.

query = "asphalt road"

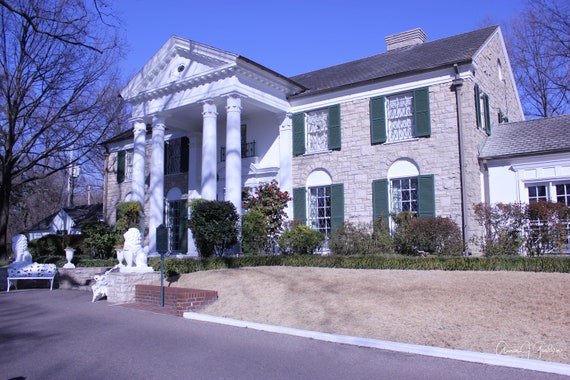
[0,289,567,380]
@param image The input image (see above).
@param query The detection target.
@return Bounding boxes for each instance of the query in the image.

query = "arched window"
[293,169,344,238]
[372,159,435,223]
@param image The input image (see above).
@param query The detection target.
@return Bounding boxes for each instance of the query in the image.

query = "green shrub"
[80,222,120,259]
[392,213,463,256]
[29,234,64,257]
[473,202,526,256]
[242,180,292,250]
[329,221,372,255]
[188,200,239,257]
[147,255,570,277]
[525,201,570,256]
[116,201,143,233]
[278,224,324,255]
[241,209,270,255]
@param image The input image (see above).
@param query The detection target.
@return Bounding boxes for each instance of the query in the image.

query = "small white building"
[28,204,103,240]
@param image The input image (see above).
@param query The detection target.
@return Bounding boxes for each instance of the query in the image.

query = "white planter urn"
[63,248,75,268]
[116,247,125,266]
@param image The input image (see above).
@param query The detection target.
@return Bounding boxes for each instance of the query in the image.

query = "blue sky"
[114,0,526,81]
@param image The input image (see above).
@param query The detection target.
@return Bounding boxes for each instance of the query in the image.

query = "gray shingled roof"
[289,26,498,99]
[479,114,570,159]
[28,204,103,232]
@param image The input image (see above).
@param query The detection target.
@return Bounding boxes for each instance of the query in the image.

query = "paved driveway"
[0,289,567,380]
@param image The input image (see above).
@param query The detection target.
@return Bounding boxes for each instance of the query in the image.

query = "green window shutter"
[418,174,435,218]
[117,150,125,183]
[292,113,305,156]
[483,93,491,136]
[180,202,188,253]
[474,84,482,129]
[370,96,386,144]
[327,104,341,150]
[372,179,389,222]
[181,136,189,173]
[414,87,431,137]
[330,183,344,232]
[293,187,306,224]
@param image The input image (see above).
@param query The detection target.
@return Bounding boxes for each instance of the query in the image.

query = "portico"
[117,36,303,255]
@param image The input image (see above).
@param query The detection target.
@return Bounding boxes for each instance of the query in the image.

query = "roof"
[28,204,103,232]
[479,114,570,159]
[289,25,498,99]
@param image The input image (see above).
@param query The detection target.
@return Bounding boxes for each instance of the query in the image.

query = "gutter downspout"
[452,64,468,251]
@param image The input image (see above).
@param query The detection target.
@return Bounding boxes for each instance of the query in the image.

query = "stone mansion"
[103,25,564,256]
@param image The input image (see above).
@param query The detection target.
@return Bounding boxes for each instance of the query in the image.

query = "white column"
[148,116,165,254]
[201,100,217,200]
[225,94,242,216]
[279,113,293,218]
[132,120,146,207]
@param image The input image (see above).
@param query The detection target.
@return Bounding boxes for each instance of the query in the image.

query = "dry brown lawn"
[158,267,570,364]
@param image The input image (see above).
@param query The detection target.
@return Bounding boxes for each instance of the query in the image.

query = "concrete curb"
[184,312,570,376]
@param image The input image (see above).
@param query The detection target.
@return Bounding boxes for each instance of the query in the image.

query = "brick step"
[134,285,218,317]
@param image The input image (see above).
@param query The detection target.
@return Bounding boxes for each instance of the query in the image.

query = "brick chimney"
[385,28,427,51]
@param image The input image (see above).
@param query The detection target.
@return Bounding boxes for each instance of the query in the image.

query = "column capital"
[131,118,147,135]
[202,99,218,118]
[226,93,242,112]
[152,115,166,127]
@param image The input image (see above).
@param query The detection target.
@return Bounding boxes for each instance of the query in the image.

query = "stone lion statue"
[10,234,32,267]
[122,228,148,269]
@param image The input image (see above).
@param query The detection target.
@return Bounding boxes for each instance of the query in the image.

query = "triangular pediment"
[121,36,239,101]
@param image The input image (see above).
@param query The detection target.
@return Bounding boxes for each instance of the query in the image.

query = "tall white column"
[225,94,242,216]
[278,113,293,219]
[201,100,218,200]
[148,116,165,254]
[132,119,147,207]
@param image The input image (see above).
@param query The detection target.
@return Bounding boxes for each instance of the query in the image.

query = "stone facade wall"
[106,271,160,304]
[292,31,523,254]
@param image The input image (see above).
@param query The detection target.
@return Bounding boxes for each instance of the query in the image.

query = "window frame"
[292,105,341,156]
[370,87,430,145]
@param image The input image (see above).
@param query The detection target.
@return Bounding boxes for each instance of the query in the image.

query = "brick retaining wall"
[135,284,218,316]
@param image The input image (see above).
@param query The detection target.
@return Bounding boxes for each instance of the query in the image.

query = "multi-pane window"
[306,109,329,153]
[391,177,418,213]
[528,185,548,204]
[292,105,341,156]
[308,186,331,237]
[167,200,182,251]
[125,150,134,181]
[165,138,182,175]
[164,137,189,175]
[556,184,570,206]
[370,87,430,145]
[386,92,415,142]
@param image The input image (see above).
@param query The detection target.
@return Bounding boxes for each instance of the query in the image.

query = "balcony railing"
[220,141,256,162]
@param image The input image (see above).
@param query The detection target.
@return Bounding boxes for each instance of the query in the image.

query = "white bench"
[6,263,57,292]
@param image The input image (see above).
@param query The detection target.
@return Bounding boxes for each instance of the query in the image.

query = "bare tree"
[0,0,125,256]
[504,0,570,118]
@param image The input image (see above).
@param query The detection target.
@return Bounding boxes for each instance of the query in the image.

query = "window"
[528,185,548,204]
[293,105,341,155]
[308,186,331,236]
[293,171,343,238]
[116,149,133,183]
[556,184,570,206]
[391,177,418,213]
[373,175,435,222]
[164,137,189,175]
[474,84,492,135]
[166,199,188,253]
[526,182,570,205]
[370,87,430,144]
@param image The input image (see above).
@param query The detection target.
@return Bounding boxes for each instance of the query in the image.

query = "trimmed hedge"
[150,255,570,277]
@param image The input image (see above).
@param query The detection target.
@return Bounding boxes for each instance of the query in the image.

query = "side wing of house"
[288,26,523,252]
